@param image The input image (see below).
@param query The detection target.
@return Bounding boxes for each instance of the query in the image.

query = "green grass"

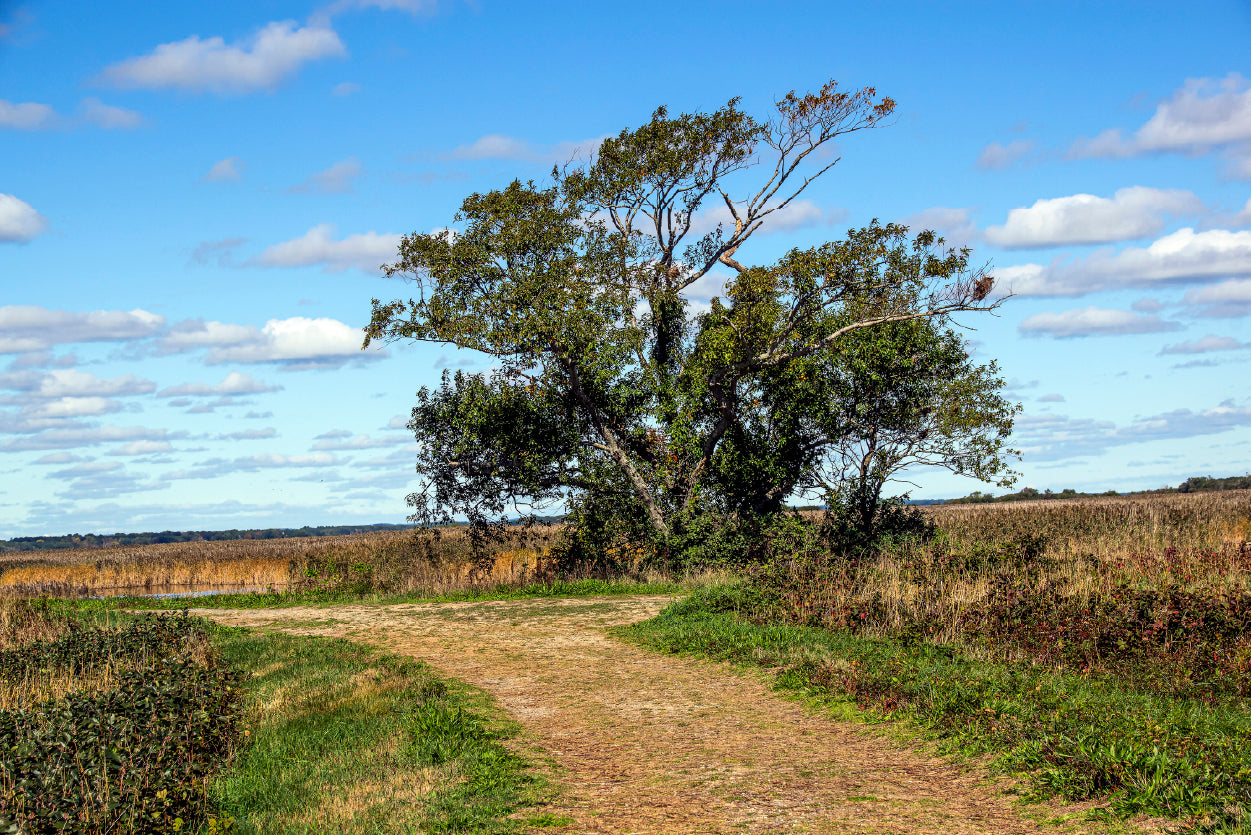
[616,583,1251,833]
[204,625,555,833]
[62,577,683,613]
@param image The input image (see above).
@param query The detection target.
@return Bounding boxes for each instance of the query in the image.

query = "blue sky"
[2,0,1250,536]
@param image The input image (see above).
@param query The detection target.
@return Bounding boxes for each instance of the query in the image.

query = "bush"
[0,613,243,834]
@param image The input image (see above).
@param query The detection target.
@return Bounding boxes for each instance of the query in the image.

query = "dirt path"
[195,596,1118,835]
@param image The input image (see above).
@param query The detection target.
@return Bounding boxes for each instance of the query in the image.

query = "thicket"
[0,606,243,833]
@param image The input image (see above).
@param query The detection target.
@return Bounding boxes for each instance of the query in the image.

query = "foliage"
[366,79,1012,560]
[620,587,1251,830]
[0,612,242,834]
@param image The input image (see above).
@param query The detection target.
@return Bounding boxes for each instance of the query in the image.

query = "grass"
[207,624,556,833]
[619,582,1251,833]
[62,575,689,614]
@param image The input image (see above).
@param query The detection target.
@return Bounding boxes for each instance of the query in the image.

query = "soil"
[195,595,1141,835]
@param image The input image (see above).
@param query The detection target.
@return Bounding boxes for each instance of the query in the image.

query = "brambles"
[0,611,243,833]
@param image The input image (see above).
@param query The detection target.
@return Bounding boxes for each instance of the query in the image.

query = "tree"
[365,80,1013,557]
[808,317,1019,544]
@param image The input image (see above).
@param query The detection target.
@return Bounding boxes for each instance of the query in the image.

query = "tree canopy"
[366,80,1016,557]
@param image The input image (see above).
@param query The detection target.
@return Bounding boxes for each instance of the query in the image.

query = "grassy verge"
[62,576,686,613]
[617,583,1251,834]
[208,624,558,833]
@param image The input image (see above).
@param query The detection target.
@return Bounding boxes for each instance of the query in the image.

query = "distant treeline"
[948,473,1251,504]
[0,524,416,553]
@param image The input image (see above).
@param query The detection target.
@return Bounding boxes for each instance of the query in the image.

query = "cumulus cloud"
[204,157,245,183]
[0,99,57,130]
[108,440,174,456]
[97,20,346,95]
[1015,402,1251,462]
[165,316,385,370]
[444,133,607,164]
[1018,306,1182,338]
[975,138,1036,170]
[157,371,282,398]
[1159,335,1247,354]
[215,428,277,441]
[0,306,164,353]
[0,194,48,243]
[79,98,143,129]
[310,433,410,451]
[252,223,400,273]
[383,415,409,430]
[32,452,88,465]
[0,425,185,452]
[18,397,123,420]
[0,368,155,398]
[286,157,363,194]
[1181,278,1251,318]
[1037,393,1066,402]
[1068,74,1251,178]
[162,452,345,480]
[996,228,1251,298]
[984,187,1204,248]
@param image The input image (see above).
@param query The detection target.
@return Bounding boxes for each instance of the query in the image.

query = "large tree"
[365,80,1013,551]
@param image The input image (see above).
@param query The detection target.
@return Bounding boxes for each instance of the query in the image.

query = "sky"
[2,0,1250,537]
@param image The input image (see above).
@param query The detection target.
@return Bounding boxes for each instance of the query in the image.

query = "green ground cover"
[617,584,1251,834]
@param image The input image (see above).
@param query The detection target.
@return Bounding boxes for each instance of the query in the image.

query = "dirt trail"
[196,596,1115,835]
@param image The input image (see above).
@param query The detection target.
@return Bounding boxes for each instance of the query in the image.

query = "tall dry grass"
[0,525,570,598]
[758,490,1251,649]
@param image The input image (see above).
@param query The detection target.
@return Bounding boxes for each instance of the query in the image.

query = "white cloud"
[156,319,255,353]
[1037,393,1066,403]
[310,433,410,450]
[79,98,143,129]
[444,133,607,164]
[984,187,1204,248]
[899,207,980,249]
[0,194,48,243]
[1068,74,1251,178]
[157,371,283,398]
[331,82,360,96]
[975,139,1036,170]
[204,157,245,182]
[20,397,123,419]
[162,452,345,480]
[97,20,346,95]
[1018,306,1182,338]
[1014,402,1251,462]
[0,425,185,452]
[384,415,409,430]
[0,305,164,353]
[0,368,155,398]
[997,228,1251,297]
[1181,278,1251,318]
[32,452,87,465]
[0,99,57,130]
[198,316,384,370]
[216,428,277,441]
[252,223,400,273]
[286,157,363,194]
[1158,335,1247,354]
[108,440,174,456]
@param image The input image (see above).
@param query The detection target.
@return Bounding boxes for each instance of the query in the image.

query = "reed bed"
[0,524,570,598]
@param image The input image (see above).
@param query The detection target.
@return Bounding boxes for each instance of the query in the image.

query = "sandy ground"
[195,596,1133,835]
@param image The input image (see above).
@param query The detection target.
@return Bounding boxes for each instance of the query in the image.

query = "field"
[0,523,567,599]
[3,489,1250,832]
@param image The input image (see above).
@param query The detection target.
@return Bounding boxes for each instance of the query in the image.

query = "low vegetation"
[621,489,1251,831]
[0,600,243,833]
[210,627,551,833]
